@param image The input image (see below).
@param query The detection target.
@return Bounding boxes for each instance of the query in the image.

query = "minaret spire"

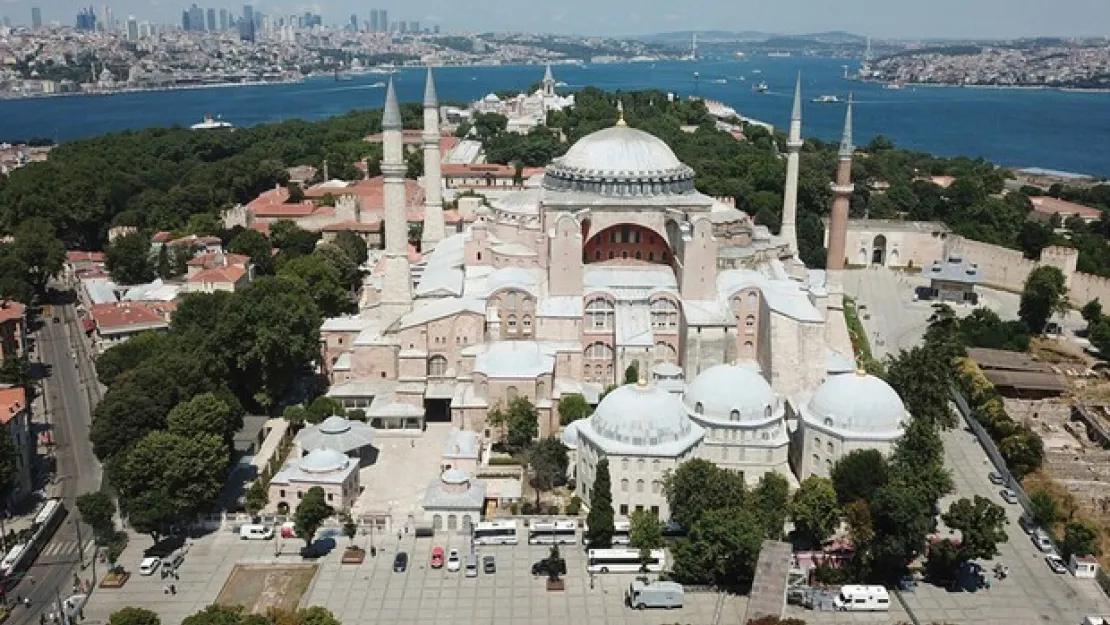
[542,63,555,98]
[378,76,412,316]
[421,67,445,251]
[826,94,856,271]
[615,100,627,127]
[779,72,803,257]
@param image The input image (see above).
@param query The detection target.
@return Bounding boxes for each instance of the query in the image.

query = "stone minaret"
[780,73,803,257]
[825,95,854,271]
[542,63,555,98]
[380,77,412,317]
[421,67,445,251]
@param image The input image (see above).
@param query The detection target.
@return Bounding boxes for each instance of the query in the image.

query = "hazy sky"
[5,0,1110,39]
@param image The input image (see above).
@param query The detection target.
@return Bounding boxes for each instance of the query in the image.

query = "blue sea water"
[3,56,1110,177]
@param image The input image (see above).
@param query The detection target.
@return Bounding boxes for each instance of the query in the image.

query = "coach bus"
[472,520,518,545]
[586,548,666,574]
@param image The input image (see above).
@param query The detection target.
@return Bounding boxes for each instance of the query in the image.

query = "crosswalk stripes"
[39,539,94,559]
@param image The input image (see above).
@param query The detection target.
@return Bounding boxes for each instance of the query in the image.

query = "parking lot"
[85,528,749,625]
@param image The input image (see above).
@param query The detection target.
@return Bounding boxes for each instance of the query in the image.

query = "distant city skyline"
[5,0,1110,38]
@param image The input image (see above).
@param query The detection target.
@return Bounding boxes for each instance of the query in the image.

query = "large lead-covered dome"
[543,125,696,196]
[807,371,907,435]
[684,363,778,423]
[589,381,695,447]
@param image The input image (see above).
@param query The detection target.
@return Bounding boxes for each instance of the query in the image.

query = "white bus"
[582,520,631,546]
[472,520,518,545]
[528,520,578,545]
[586,548,666,574]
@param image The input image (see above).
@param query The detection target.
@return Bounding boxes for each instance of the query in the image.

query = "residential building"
[0,301,27,365]
[0,387,33,506]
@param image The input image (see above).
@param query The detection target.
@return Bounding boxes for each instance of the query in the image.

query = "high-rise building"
[398,21,406,34]
[370,9,379,32]
[188,4,204,31]
[409,20,418,33]
[30,7,41,29]
[206,9,216,31]
[182,9,190,30]
[240,4,254,41]
[76,6,97,31]
[126,15,138,40]
[219,8,228,30]
[101,4,112,31]
[433,24,440,34]
[379,10,387,32]
[349,14,358,30]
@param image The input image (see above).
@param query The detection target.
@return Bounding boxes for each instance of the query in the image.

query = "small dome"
[318,415,352,434]
[441,468,470,484]
[560,420,580,450]
[808,371,906,434]
[684,363,777,422]
[652,362,682,378]
[299,448,349,473]
[590,381,693,446]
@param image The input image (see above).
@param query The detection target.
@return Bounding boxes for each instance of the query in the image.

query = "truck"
[626,580,684,610]
[1082,616,1108,625]
[833,585,890,612]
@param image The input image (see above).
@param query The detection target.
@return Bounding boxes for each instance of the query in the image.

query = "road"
[11,290,103,624]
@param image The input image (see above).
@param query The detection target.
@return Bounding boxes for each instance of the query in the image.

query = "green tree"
[923,538,963,586]
[244,480,269,516]
[1082,299,1103,329]
[528,437,568,505]
[867,480,934,582]
[13,217,65,296]
[304,396,345,425]
[294,486,334,549]
[156,244,173,279]
[671,508,764,588]
[889,416,953,505]
[623,362,640,384]
[166,392,240,448]
[270,220,320,260]
[843,499,875,576]
[488,396,539,455]
[830,449,889,506]
[334,230,369,266]
[924,303,966,363]
[94,331,175,386]
[629,509,664,570]
[341,511,358,546]
[106,232,155,284]
[0,246,33,303]
[1018,265,1069,334]
[228,229,275,276]
[0,355,33,390]
[789,476,840,548]
[1061,520,1101,560]
[1091,317,1110,356]
[108,607,161,625]
[313,244,361,292]
[113,431,229,534]
[663,458,746,530]
[998,426,1045,480]
[885,344,957,430]
[585,458,614,548]
[212,276,322,410]
[1029,490,1060,528]
[557,393,591,426]
[752,472,791,540]
[942,495,1008,561]
[181,604,254,625]
[279,254,351,317]
[76,491,117,544]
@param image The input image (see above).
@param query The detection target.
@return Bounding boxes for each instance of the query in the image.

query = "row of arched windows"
[620,478,662,494]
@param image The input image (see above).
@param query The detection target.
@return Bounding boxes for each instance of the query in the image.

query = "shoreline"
[0,77,307,101]
[855,79,1110,94]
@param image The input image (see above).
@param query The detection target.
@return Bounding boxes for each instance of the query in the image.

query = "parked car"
[393,552,408,573]
[446,549,461,572]
[988,471,1005,485]
[1034,530,1056,553]
[999,488,1019,504]
[139,557,161,576]
[483,555,496,574]
[1046,554,1068,574]
[430,546,444,569]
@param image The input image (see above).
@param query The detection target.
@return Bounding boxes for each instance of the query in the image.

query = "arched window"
[745,314,756,328]
[653,342,677,364]
[507,386,519,400]
[651,298,679,330]
[824,417,834,427]
[651,480,661,494]
[537,379,546,397]
[636,479,644,493]
[730,409,740,422]
[637,459,645,471]
[585,342,614,360]
[694,402,704,415]
[621,458,629,470]
[507,314,517,329]
[427,355,448,377]
[620,478,629,493]
[827,441,834,454]
[585,298,615,331]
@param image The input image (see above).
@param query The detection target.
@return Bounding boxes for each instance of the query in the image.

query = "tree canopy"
[1018,265,1069,333]
[585,458,614,548]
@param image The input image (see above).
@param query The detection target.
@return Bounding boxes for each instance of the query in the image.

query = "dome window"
[695,402,704,415]
[765,406,772,418]
[761,432,769,441]
[824,417,834,427]
[730,409,740,422]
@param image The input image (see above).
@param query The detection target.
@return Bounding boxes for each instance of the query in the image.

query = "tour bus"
[582,520,631,545]
[586,548,666,574]
[472,520,519,545]
[528,520,578,545]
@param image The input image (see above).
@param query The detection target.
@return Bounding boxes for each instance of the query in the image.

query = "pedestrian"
[170,584,176,595]
[164,585,169,595]
[16,595,21,605]
[410,440,414,448]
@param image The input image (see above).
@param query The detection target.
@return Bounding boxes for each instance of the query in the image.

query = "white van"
[627,580,684,609]
[162,548,185,570]
[833,585,890,612]
[240,524,274,540]
[464,554,478,578]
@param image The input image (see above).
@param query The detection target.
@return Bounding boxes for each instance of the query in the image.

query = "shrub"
[566,496,582,516]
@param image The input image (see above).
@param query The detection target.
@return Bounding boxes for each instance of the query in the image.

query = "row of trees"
[109,604,340,625]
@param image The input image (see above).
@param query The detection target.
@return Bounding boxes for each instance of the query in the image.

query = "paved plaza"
[85,529,749,625]
[352,423,454,520]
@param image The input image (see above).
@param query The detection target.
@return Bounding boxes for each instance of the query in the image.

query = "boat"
[711,78,727,84]
[694,71,700,79]
[753,82,769,93]
[752,69,762,74]
[368,67,396,75]
[334,69,353,82]
[555,81,568,87]
[812,95,840,103]
[884,83,904,90]
[190,114,232,130]
[767,52,792,58]
[369,82,386,88]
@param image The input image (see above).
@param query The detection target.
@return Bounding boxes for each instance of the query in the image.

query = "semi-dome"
[319,415,351,434]
[589,381,695,447]
[685,363,778,422]
[807,371,907,434]
[543,124,696,196]
[560,420,580,450]
[299,448,350,473]
[441,468,470,485]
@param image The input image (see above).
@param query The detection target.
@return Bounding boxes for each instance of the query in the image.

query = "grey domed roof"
[589,382,695,447]
[807,371,907,435]
[684,363,778,423]
[319,415,351,434]
[441,468,470,484]
[543,125,696,196]
[294,415,376,453]
[560,420,580,450]
[299,448,350,473]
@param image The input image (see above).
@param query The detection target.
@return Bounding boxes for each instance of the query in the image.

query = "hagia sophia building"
[317,69,909,519]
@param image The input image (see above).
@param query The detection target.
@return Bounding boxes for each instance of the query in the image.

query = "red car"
[430,546,445,569]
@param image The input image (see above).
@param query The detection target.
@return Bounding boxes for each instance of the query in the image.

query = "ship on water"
[753,82,769,93]
[191,114,232,130]
[812,94,841,103]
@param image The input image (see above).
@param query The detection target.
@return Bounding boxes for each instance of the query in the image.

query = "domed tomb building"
[320,75,902,518]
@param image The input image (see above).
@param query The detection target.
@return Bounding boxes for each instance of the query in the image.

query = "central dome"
[685,363,778,423]
[543,125,696,196]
